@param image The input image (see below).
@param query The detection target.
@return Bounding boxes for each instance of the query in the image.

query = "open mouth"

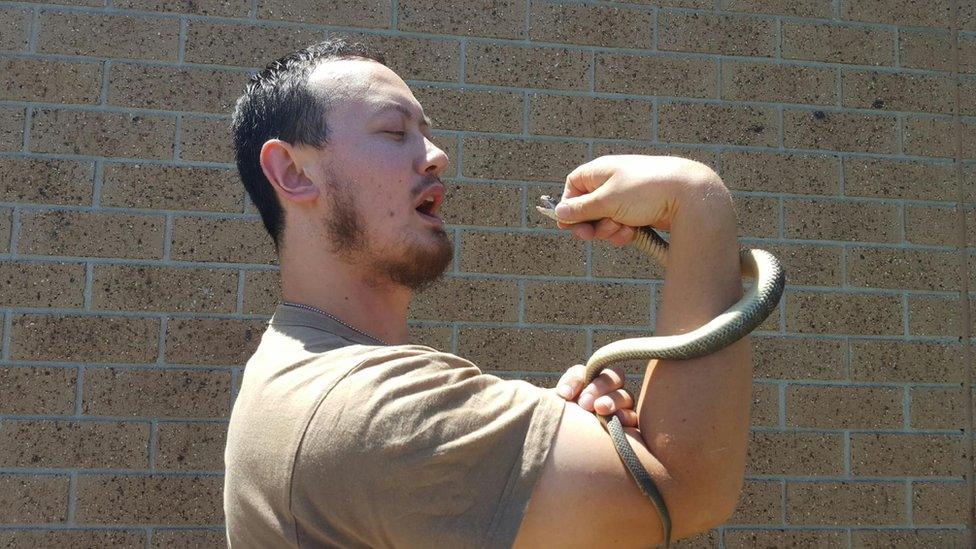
[415,197,441,222]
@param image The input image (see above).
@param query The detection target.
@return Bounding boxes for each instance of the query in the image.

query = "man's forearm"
[636,180,752,527]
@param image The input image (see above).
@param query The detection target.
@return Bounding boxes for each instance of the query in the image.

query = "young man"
[224,39,751,548]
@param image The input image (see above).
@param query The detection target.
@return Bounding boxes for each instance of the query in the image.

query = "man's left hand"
[554,364,638,427]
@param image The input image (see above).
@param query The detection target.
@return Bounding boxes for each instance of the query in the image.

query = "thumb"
[554,191,609,224]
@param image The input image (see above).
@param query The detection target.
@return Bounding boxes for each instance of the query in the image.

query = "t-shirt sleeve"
[291,345,566,549]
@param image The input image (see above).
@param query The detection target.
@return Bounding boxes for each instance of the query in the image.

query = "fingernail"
[556,384,573,399]
[578,393,593,410]
[554,202,570,219]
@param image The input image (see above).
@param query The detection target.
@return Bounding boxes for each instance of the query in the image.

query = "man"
[225,39,751,548]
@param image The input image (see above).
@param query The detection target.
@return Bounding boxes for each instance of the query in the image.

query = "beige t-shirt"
[224,303,565,548]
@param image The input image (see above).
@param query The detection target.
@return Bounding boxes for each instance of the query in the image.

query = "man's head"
[232,39,453,291]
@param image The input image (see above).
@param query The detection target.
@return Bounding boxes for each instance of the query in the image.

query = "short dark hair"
[231,38,388,254]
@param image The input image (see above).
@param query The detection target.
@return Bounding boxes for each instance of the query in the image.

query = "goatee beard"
[323,177,453,291]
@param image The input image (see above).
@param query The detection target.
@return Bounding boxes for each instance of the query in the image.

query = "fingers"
[555,364,586,399]
[561,217,635,245]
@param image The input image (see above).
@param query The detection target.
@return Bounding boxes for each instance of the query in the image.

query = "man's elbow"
[670,469,744,540]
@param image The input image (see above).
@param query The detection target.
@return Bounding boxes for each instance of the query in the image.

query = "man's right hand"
[553,155,735,243]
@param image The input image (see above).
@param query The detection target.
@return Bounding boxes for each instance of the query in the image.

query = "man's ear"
[259,139,321,204]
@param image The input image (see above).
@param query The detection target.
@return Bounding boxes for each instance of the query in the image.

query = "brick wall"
[0,0,973,546]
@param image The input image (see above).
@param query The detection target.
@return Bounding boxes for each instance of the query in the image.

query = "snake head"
[535,195,560,223]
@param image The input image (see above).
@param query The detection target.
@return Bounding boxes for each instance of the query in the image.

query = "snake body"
[536,195,786,547]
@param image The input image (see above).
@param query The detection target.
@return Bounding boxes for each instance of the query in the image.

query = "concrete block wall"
[0,0,973,546]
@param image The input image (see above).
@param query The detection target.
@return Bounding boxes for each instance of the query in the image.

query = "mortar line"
[84,262,93,310]
[902,385,911,429]
[248,0,257,19]
[843,430,851,476]
[774,17,782,59]
[390,0,397,28]
[522,91,531,136]
[73,365,83,417]
[157,316,167,366]
[163,213,173,261]
[177,17,187,63]
[902,292,910,337]
[21,105,32,153]
[173,113,183,160]
[451,324,459,355]
[451,228,459,275]
[66,472,77,523]
[458,38,467,84]
[91,159,103,208]
[778,382,786,428]
[26,8,38,53]
[716,58,723,100]
[9,207,20,256]
[905,479,914,526]
[1,312,11,361]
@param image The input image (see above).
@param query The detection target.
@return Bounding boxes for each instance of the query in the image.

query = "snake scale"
[536,195,786,548]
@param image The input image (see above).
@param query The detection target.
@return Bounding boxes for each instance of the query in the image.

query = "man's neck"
[279,255,412,345]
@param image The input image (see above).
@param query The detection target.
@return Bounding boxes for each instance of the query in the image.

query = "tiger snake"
[536,195,786,547]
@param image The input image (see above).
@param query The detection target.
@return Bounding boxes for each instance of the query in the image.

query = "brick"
[843,158,956,201]
[457,327,586,373]
[592,239,666,281]
[165,318,265,366]
[101,163,244,213]
[396,0,522,39]
[852,530,970,547]
[909,295,963,337]
[438,181,522,228]
[406,324,451,350]
[180,116,234,163]
[911,387,967,430]
[0,7,30,52]
[83,368,231,418]
[784,199,898,242]
[734,195,778,238]
[1,58,101,104]
[659,103,778,147]
[595,53,717,98]
[903,116,955,158]
[150,530,225,547]
[786,481,905,525]
[529,1,651,48]
[0,475,69,523]
[0,208,9,252]
[19,210,165,259]
[409,278,519,322]
[171,216,277,264]
[750,383,779,427]
[912,482,969,525]
[728,480,780,525]
[37,13,179,61]
[787,292,902,336]
[465,43,590,91]
[331,32,460,84]
[91,265,238,313]
[591,144,719,170]
[0,420,148,469]
[12,314,158,363]
[720,0,832,17]
[848,248,962,291]
[530,95,652,140]
[258,0,387,26]
[658,12,775,57]
[755,243,843,287]
[156,422,226,471]
[899,30,954,72]
[787,385,902,428]
[0,531,144,547]
[185,21,321,68]
[963,35,976,74]
[842,0,952,28]
[725,530,846,547]
[0,261,85,308]
[851,341,964,383]
[782,23,894,66]
[0,106,25,151]
[459,230,584,276]
[0,157,93,205]
[852,433,965,477]
[842,71,955,115]
[75,475,222,525]
[241,269,279,315]
[413,88,522,134]
[118,0,248,17]
[721,151,839,196]
[524,281,650,326]
[785,110,897,154]
[108,64,247,114]
[961,78,976,118]
[462,137,588,182]
[31,109,175,159]
[723,61,837,105]
[753,336,845,380]
[0,366,76,415]
[747,431,844,475]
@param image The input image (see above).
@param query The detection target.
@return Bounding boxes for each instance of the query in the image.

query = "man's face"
[301,59,453,291]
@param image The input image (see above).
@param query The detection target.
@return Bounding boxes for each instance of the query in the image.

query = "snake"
[536,195,786,548]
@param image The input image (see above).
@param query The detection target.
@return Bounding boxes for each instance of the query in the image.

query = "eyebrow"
[372,102,433,129]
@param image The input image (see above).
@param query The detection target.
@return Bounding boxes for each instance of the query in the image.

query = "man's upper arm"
[513,401,732,548]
